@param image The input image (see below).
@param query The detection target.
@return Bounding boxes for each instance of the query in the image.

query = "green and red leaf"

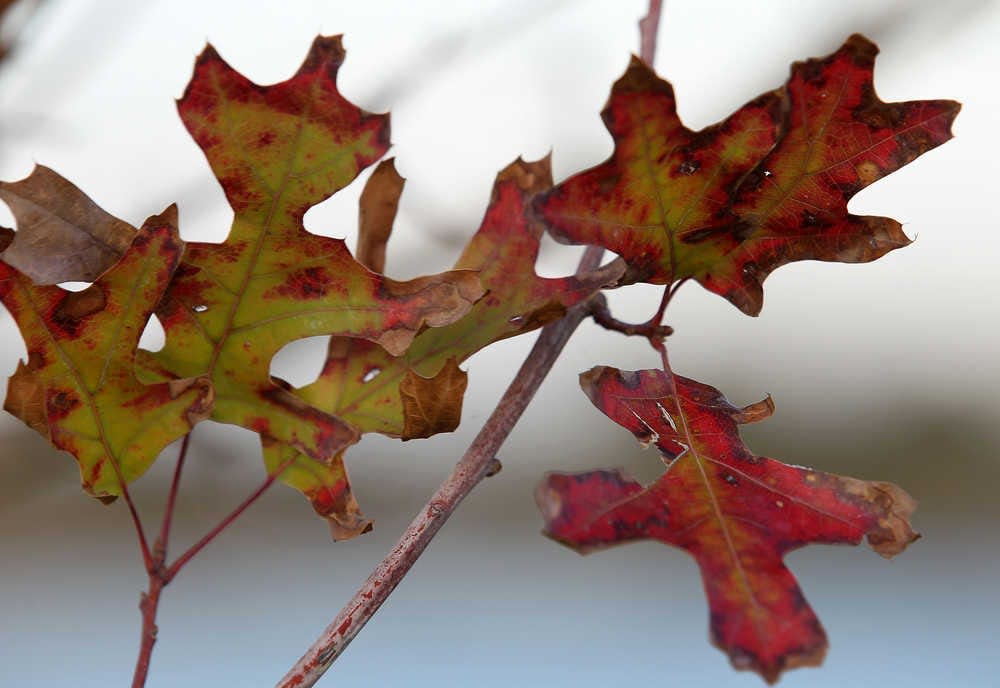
[535,34,960,314]
[537,365,917,683]
[0,209,212,500]
[268,156,620,537]
[302,155,621,437]
[144,36,483,465]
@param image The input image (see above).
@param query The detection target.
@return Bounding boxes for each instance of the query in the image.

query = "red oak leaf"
[536,365,917,683]
[535,34,959,315]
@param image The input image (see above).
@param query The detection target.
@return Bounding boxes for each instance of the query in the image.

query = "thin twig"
[277,249,601,688]
[589,278,689,344]
[131,574,164,688]
[589,293,674,341]
[120,483,154,574]
[638,0,664,66]
[154,432,192,566]
[164,468,281,583]
[657,276,689,323]
[130,442,289,687]
[278,4,664,685]
[130,435,192,687]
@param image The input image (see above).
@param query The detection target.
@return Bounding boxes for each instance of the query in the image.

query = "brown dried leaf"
[0,165,136,284]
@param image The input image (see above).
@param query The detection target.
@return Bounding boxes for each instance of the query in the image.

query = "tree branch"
[638,0,663,66]
[277,248,603,688]
[277,4,664,686]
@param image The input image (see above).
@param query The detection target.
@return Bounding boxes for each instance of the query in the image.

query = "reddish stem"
[104,431,154,572]
[638,0,664,66]
[129,436,289,688]
[154,433,192,565]
[657,277,689,323]
[131,575,164,688]
[164,468,281,583]
[589,293,674,341]
[121,483,154,574]
[129,434,191,688]
[589,279,688,344]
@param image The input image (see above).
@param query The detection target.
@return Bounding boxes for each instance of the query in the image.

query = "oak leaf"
[266,156,621,538]
[307,155,621,438]
[536,365,917,683]
[0,208,212,500]
[534,34,960,315]
[140,36,483,467]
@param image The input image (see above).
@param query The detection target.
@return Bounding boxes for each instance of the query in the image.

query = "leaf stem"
[129,437,291,687]
[658,277,689,323]
[164,466,282,583]
[588,278,688,345]
[154,432,192,565]
[121,482,154,574]
[589,292,674,341]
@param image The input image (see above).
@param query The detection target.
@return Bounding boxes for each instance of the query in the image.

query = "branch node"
[588,293,674,343]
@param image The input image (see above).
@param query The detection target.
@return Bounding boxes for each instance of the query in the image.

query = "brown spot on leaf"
[0,225,13,252]
[46,389,80,421]
[856,160,880,186]
[52,286,107,337]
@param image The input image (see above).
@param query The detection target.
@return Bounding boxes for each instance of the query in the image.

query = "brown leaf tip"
[735,395,775,425]
[495,155,553,195]
[863,481,919,558]
[843,33,879,65]
[618,54,673,98]
[729,641,827,685]
[298,35,347,79]
[534,479,564,528]
[192,43,224,73]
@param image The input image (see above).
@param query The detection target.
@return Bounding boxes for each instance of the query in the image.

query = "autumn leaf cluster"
[0,32,957,683]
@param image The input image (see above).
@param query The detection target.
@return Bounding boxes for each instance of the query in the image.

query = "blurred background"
[1,1,997,686]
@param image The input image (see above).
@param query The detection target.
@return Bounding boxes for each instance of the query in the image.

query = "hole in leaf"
[534,232,586,278]
[270,335,329,388]
[138,314,165,353]
[57,281,91,293]
[193,304,208,313]
[362,367,381,383]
